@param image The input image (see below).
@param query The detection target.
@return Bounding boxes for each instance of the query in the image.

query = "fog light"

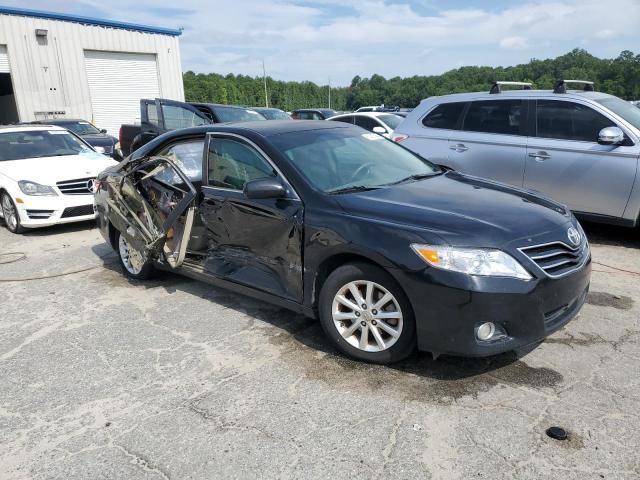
[476,322,496,341]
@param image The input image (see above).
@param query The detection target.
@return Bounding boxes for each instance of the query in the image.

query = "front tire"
[115,230,155,280]
[318,262,416,364]
[1,193,24,234]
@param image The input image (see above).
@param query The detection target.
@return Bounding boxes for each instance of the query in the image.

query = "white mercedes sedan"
[0,125,118,233]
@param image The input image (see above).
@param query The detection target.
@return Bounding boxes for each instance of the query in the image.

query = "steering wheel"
[349,162,376,183]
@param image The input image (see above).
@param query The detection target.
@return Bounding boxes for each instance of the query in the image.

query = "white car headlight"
[411,244,532,280]
[18,180,58,196]
[94,146,106,154]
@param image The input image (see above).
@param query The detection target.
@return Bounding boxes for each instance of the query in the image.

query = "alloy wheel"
[118,234,145,275]
[1,195,18,231]
[331,280,403,352]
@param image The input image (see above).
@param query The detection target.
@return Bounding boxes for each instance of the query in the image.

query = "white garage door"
[0,46,9,73]
[84,51,160,136]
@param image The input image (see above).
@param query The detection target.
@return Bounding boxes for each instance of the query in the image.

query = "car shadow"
[581,220,640,248]
[91,244,536,384]
[3,219,98,237]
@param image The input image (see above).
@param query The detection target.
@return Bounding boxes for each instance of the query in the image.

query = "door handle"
[449,143,468,152]
[528,151,551,161]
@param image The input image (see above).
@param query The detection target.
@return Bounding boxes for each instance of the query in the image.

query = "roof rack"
[489,81,533,94]
[554,80,594,94]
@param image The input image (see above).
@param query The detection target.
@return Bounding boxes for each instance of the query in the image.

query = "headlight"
[411,244,532,280]
[18,180,58,196]
[94,146,106,154]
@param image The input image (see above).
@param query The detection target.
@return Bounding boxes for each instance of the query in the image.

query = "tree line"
[183,49,640,111]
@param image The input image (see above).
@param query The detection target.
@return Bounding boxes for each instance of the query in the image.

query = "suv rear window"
[422,102,465,129]
[463,100,523,135]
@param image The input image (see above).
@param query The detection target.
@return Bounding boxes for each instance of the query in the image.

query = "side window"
[537,100,615,142]
[422,102,466,130]
[463,100,523,135]
[161,104,209,130]
[312,112,324,120]
[333,116,354,124]
[157,140,204,182]
[207,137,277,191]
[355,116,381,132]
[298,112,313,120]
[146,103,159,127]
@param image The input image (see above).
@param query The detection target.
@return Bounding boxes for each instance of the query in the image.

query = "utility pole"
[262,59,269,108]
[328,76,331,109]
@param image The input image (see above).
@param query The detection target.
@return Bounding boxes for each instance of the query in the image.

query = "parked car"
[250,107,291,120]
[291,109,337,120]
[0,125,118,233]
[29,119,118,158]
[95,120,590,364]
[328,112,404,138]
[393,80,640,228]
[118,99,266,158]
[356,105,401,113]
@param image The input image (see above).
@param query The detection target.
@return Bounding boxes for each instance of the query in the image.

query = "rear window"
[463,100,523,135]
[422,102,465,130]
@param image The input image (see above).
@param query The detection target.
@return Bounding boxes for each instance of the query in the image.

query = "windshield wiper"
[384,171,442,186]
[328,185,382,195]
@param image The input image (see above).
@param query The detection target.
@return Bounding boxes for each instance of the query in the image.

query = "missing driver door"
[112,157,197,269]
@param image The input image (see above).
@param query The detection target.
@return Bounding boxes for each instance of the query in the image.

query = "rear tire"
[1,193,24,234]
[318,262,416,364]
[115,230,155,280]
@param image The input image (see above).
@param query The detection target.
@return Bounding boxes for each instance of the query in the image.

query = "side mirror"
[100,129,107,134]
[243,177,287,200]
[598,126,624,145]
[372,126,387,135]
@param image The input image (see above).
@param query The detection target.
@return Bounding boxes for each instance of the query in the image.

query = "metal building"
[0,7,184,135]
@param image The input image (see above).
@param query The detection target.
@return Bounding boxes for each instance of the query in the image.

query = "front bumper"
[392,256,591,356]
[13,193,96,228]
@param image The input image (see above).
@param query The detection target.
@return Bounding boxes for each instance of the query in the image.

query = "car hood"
[0,153,119,183]
[80,134,117,146]
[335,171,573,248]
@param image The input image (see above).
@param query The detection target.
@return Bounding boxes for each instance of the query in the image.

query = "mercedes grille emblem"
[87,179,96,193]
[567,227,581,246]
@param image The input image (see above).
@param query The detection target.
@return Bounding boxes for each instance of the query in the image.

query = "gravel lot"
[1,220,639,480]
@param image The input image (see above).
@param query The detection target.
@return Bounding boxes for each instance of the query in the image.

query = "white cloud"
[499,36,528,50]
[8,0,640,84]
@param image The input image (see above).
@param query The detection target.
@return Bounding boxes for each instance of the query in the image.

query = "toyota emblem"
[87,179,96,193]
[567,227,581,246]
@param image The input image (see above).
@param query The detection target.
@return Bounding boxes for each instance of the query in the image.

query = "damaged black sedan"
[95,121,591,364]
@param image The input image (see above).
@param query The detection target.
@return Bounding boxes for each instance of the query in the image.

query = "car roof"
[30,119,88,124]
[0,124,67,133]
[251,107,284,112]
[420,89,616,104]
[331,112,396,119]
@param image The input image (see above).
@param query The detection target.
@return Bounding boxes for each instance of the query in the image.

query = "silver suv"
[393,81,640,227]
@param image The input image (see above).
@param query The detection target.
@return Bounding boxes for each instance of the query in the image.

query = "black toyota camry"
[94,121,591,364]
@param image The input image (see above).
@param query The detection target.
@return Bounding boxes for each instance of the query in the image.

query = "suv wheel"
[318,262,416,364]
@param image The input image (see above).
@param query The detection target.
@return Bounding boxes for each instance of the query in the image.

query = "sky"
[8,0,640,86]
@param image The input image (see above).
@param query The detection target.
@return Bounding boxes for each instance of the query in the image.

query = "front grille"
[26,209,54,219]
[519,241,590,278]
[60,204,94,218]
[56,177,95,195]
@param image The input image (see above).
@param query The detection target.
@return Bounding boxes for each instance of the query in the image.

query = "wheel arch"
[311,252,404,313]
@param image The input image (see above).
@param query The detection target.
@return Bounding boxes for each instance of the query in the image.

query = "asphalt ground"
[0,220,639,479]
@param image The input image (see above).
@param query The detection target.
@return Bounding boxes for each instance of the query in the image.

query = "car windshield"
[320,110,338,118]
[271,127,439,193]
[215,107,266,123]
[0,130,95,161]
[596,96,640,130]
[378,114,402,130]
[257,109,291,120]
[61,121,102,135]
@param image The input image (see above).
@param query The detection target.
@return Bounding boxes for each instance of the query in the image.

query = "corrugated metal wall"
[0,13,184,124]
